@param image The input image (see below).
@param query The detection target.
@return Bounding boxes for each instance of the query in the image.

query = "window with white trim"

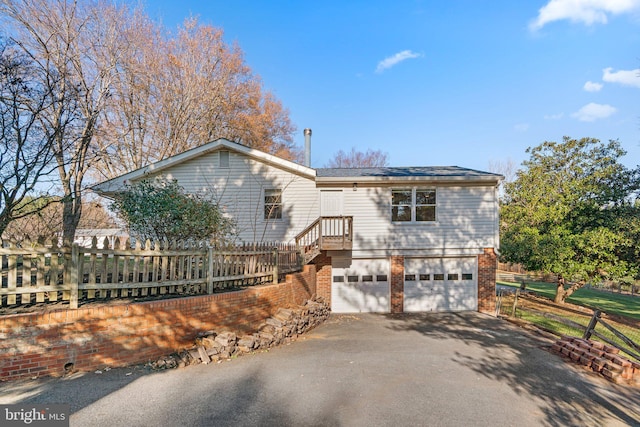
[264,189,282,219]
[391,188,436,222]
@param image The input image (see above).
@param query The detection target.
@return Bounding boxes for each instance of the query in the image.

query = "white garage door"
[331,259,390,313]
[404,257,477,312]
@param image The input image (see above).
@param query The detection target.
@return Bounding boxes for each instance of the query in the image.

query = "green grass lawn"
[498,280,640,321]
[498,280,640,360]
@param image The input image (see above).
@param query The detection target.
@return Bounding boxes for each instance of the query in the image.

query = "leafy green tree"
[110,179,236,247]
[501,137,640,303]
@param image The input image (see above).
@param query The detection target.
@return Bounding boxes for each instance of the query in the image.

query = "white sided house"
[94,138,502,314]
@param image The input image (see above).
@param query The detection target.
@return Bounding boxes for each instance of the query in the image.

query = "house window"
[264,189,282,219]
[433,274,445,281]
[416,189,436,221]
[391,188,436,222]
[419,274,430,281]
[219,150,230,168]
[405,274,416,281]
[391,190,412,222]
[448,273,459,281]
[462,273,473,280]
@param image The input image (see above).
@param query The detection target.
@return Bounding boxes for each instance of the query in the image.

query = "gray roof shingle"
[315,166,501,179]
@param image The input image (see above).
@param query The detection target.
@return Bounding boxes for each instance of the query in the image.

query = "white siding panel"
[336,184,497,252]
[141,150,319,243]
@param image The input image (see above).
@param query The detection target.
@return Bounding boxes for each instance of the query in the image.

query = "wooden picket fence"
[0,238,302,310]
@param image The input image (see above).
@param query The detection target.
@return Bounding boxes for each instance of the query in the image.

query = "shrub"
[110,179,236,247]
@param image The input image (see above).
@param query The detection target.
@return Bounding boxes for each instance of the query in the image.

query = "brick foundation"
[0,265,316,381]
[390,255,404,313]
[313,252,332,305]
[478,248,497,314]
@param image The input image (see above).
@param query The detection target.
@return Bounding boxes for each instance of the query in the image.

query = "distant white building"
[73,228,129,248]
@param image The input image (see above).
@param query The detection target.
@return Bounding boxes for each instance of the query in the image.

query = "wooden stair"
[295,216,353,263]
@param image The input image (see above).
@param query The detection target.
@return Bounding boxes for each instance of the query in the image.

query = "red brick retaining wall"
[0,265,316,381]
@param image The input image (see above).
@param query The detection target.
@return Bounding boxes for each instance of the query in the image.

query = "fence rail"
[497,289,640,362]
[0,238,302,310]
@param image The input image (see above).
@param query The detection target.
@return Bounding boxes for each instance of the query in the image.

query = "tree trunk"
[554,274,585,304]
[61,196,81,247]
[554,275,567,304]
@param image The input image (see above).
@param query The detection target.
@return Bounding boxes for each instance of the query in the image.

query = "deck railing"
[295,216,353,263]
[0,239,301,310]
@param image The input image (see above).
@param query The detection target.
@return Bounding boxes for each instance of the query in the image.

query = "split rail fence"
[497,289,640,362]
[0,238,302,310]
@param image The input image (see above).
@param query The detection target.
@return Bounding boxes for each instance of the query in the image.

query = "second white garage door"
[404,257,477,312]
[331,258,390,313]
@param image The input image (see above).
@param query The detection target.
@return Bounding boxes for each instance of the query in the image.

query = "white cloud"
[583,81,603,92]
[514,123,530,132]
[375,50,422,73]
[544,112,564,120]
[571,102,617,121]
[529,0,640,31]
[602,67,640,87]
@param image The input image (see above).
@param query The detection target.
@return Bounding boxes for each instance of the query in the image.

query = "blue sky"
[144,0,640,172]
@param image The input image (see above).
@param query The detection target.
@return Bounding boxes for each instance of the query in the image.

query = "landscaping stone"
[551,335,639,386]
[147,296,330,371]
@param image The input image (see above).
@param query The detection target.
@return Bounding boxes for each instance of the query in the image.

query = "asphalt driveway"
[1,312,639,427]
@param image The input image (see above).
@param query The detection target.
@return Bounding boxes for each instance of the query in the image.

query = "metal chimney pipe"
[303,128,312,167]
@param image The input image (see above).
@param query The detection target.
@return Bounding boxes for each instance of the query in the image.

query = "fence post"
[68,244,79,309]
[583,309,601,340]
[272,248,279,285]
[207,246,214,294]
[511,289,520,317]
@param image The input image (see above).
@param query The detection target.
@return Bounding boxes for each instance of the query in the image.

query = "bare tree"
[95,17,299,180]
[1,0,133,244]
[2,198,114,243]
[0,37,59,236]
[2,198,62,243]
[487,158,517,198]
[325,147,389,168]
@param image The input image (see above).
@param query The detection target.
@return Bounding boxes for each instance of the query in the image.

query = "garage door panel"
[404,257,477,312]
[332,259,390,313]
